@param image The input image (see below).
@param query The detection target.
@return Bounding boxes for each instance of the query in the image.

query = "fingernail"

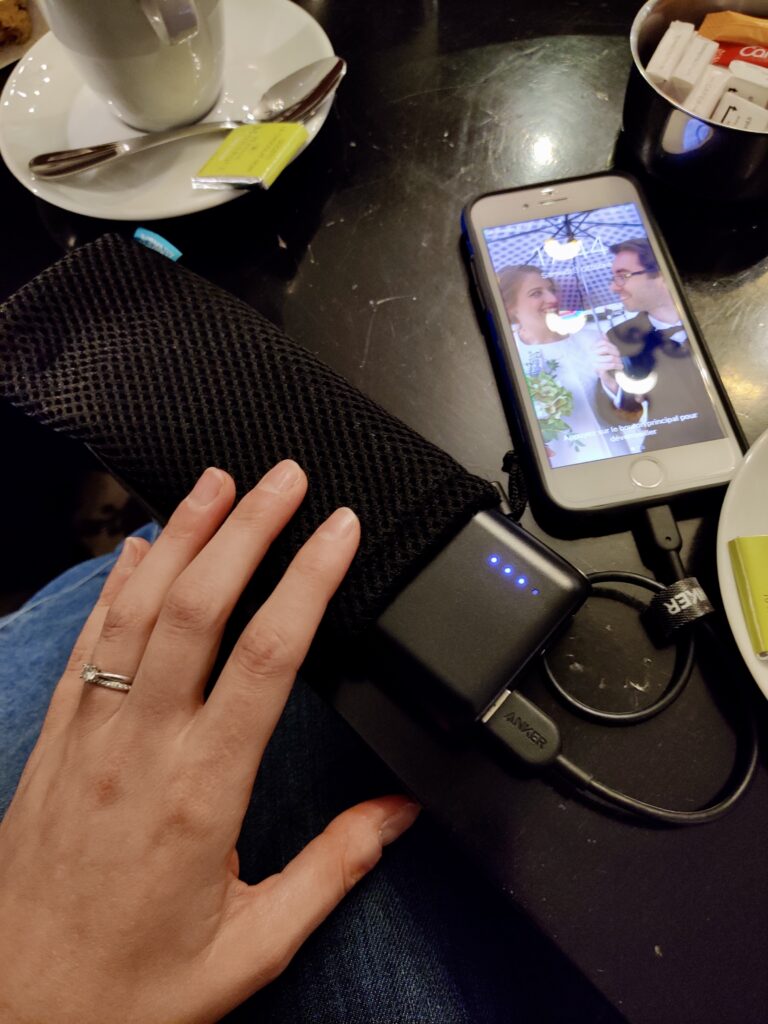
[319,507,358,539]
[260,460,302,494]
[188,467,226,508]
[379,802,421,846]
[119,537,143,568]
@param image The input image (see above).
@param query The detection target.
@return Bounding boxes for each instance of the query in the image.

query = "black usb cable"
[483,503,760,826]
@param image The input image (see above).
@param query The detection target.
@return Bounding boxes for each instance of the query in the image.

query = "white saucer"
[0,0,334,220]
[716,427,768,700]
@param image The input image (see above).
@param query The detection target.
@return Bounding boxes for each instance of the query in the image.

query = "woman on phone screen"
[498,265,628,468]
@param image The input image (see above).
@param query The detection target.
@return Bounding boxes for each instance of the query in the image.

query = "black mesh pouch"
[0,235,521,634]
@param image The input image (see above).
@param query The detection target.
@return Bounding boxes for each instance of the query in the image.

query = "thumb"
[279,794,421,911]
[217,796,420,993]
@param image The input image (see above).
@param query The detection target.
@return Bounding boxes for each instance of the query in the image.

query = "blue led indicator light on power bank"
[487,556,533,590]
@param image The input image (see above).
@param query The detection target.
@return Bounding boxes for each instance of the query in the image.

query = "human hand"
[592,335,622,393]
[0,463,419,1024]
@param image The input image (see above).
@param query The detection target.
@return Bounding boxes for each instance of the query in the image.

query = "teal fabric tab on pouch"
[133,229,182,262]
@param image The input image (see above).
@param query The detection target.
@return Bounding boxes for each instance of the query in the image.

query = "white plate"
[716,427,768,700]
[0,0,333,220]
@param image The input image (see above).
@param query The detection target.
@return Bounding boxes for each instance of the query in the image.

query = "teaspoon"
[29,56,346,179]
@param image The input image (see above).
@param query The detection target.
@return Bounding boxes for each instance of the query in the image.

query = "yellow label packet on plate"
[192,123,309,190]
[728,535,768,658]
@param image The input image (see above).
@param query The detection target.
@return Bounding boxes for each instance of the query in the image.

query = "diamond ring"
[81,663,134,694]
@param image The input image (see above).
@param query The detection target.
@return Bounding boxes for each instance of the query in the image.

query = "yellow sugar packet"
[728,535,768,658]
[192,123,309,191]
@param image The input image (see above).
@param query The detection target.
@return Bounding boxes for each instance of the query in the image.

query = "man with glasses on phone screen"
[595,237,723,453]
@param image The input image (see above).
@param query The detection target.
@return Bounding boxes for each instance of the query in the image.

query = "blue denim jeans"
[0,528,612,1024]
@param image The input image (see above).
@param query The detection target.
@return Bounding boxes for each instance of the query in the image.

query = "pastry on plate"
[0,0,31,47]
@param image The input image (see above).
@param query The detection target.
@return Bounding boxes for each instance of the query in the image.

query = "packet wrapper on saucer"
[192,123,309,190]
[728,535,768,658]
[699,10,768,47]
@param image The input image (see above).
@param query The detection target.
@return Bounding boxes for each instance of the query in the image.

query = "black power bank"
[376,509,588,728]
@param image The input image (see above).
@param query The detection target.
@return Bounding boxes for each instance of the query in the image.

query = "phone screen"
[481,201,726,471]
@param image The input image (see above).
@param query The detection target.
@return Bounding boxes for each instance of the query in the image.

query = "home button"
[630,458,664,488]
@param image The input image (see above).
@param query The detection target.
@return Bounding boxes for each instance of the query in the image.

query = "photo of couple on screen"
[486,203,724,469]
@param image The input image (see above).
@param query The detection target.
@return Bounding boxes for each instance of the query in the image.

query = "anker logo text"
[664,585,706,615]
[505,713,547,748]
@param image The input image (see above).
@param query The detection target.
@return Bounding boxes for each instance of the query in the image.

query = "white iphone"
[462,172,743,512]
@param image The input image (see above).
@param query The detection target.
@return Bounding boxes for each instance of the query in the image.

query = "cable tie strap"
[500,450,527,521]
[643,577,713,642]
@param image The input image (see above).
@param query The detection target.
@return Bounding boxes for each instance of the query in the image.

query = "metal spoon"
[29,56,346,179]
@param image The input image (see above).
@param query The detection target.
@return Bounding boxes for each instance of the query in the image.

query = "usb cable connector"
[483,690,561,767]
[482,687,756,825]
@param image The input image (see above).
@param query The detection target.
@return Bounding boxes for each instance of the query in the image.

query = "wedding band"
[81,663,134,694]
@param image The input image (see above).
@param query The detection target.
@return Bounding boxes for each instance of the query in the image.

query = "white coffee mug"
[40,0,224,131]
